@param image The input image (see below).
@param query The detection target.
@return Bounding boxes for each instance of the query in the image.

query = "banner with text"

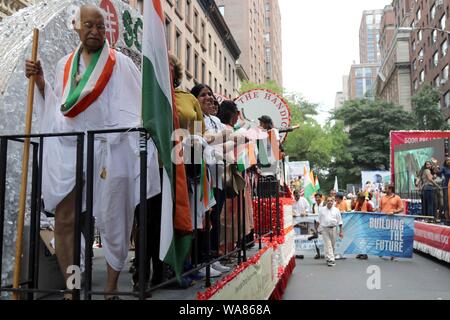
[337,212,415,258]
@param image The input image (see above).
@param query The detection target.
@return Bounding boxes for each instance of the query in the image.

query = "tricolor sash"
[61,41,116,118]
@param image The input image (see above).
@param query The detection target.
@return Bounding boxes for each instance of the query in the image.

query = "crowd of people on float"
[24,4,282,298]
[417,158,450,222]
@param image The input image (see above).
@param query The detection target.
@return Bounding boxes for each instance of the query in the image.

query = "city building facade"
[360,9,384,64]
[407,0,450,119]
[263,0,282,86]
[393,0,414,28]
[129,0,243,97]
[346,9,383,100]
[375,4,413,111]
[215,0,282,87]
[348,63,380,100]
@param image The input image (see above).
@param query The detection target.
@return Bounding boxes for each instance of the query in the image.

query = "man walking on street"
[318,197,344,267]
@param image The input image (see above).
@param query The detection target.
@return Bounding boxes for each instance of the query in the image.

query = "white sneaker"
[198,267,222,278]
[211,261,231,272]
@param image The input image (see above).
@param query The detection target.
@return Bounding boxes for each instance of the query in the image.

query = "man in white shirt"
[318,197,344,267]
[292,190,310,216]
[312,193,324,215]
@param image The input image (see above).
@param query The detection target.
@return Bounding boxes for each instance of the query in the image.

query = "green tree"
[411,85,448,130]
[333,99,415,185]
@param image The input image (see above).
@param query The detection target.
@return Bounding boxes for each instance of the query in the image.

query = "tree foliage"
[333,99,415,185]
[411,84,448,130]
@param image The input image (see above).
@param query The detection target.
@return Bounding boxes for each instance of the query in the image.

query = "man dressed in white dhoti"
[25,4,160,299]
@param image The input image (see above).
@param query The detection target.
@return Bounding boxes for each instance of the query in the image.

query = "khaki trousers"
[321,227,337,262]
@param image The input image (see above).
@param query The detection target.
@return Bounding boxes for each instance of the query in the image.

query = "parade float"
[0,0,298,298]
[390,131,450,263]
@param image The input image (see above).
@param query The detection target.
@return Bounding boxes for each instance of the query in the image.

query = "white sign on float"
[235,89,291,142]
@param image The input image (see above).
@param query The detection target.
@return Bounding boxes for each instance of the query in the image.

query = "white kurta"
[34,50,160,271]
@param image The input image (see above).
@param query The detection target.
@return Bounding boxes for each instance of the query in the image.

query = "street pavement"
[283,252,450,300]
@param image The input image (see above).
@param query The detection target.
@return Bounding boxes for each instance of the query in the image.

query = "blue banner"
[336,212,415,258]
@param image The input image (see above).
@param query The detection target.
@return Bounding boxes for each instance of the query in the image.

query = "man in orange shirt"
[335,192,348,212]
[378,184,404,261]
[378,184,404,215]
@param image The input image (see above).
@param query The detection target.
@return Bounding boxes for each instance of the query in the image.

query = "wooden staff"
[12,28,39,300]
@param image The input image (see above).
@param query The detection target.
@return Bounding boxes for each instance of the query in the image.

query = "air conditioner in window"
[437,0,444,7]
[440,78,447,85]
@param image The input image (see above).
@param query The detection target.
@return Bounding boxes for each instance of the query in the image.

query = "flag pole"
[13,28,39,300]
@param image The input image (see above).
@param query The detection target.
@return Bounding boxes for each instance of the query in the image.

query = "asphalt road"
[283,252,450,300]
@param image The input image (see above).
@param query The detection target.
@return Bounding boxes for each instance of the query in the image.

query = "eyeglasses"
[82,22,106,31]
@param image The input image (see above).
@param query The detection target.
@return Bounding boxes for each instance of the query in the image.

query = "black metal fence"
[0,128,282,300]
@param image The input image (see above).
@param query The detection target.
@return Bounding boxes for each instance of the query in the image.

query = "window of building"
[435,75,441,87]
[208,71,212,87]
[194,10,199,36]
[414,79,419,90]
[420,70,425,83]
[185,42,191,72]
[434,51,439,66]
[218,5,225,16]
[432,30,437,44]
[201,61,206,83]
[208,34,212,57]
[442,40,448,56]
[185,0,192,26]
[165,17,172,51]
[194,52,199,79]
[431,4,436,20]
[443,64,449,82]
[375,13,382,24]
[412,59,416,71]
[175,29,181,59]
[418,29,423,41]
[228,64,231,83]
[441,14,446,30]
[201,22,205,45]
[219,51,222,71]
[214,43,217,65]
[232,69,235,87]
[224,57,227,80]
[355,68,363,77]
[356,78,364,98]
[416,8,421,21]
[219,84,222,94]
[445,91,450,107]
[412,40,416,52]
[419,48,424,60]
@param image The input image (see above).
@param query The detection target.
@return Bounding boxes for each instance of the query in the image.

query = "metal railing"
[0,128,283,300]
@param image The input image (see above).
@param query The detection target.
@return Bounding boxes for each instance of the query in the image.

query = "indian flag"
[142,0,191,282]
[304,167,315,205]
[257,129,280,166]
[237,143,257,172]
[314,176,320,192]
